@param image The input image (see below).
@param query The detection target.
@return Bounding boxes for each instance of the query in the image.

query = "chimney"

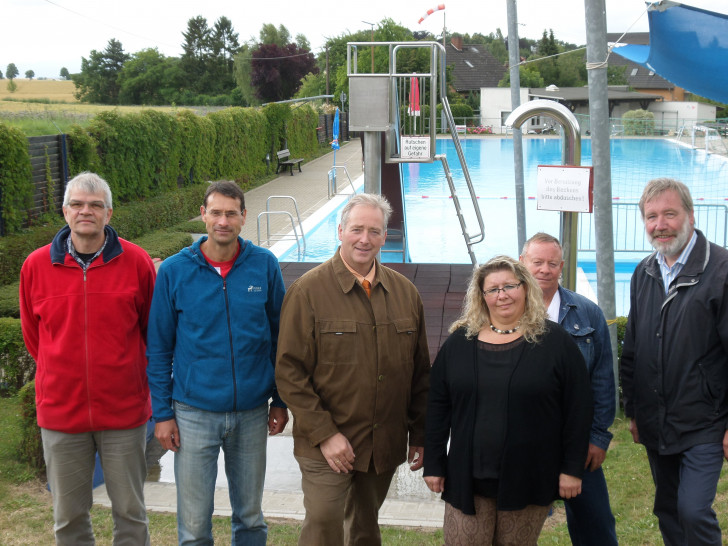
[451,36,463,51]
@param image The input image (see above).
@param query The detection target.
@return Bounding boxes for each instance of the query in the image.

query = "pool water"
[280,138,728,316]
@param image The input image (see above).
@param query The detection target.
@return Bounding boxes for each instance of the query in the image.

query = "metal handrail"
[327,166,357,199]
[256,195,305,254]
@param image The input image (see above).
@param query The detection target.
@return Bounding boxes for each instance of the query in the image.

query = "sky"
[3,0,727,79]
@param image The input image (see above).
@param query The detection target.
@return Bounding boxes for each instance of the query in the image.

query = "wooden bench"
[276,149,303,175]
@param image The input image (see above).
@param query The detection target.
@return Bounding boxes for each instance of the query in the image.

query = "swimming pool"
[279,138,728,316]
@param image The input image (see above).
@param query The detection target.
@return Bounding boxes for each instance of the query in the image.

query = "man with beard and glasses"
[621,178,728,546]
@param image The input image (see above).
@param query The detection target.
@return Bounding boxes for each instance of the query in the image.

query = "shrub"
[0,282,19,318]
[615,315,628,362]
[18,380,44,472]
[622,109,655,136]
[0,123,34,234]
[131,230,193,260]
[0,317,35,395]
[0,219,64,286]
[108,184,206,240]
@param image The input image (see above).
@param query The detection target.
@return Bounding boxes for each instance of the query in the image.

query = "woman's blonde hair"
[450,255,547,343]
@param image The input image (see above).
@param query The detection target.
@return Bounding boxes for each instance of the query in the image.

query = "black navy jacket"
[621,229,728,454]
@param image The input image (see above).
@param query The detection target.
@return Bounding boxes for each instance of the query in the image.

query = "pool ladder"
[256,195,306,254]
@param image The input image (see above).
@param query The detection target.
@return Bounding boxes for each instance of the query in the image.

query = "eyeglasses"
[67,200,106,211]
[482,282,522,298]
[204,208,242,219]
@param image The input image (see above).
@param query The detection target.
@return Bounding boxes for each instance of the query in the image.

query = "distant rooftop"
[446,36,507,92]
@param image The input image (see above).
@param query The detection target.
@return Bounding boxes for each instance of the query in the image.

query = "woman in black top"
[424,255,592,545]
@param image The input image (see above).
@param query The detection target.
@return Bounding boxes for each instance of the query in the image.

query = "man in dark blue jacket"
[621,178,728,546]
[521,232,617,546]
[147,181,288,545]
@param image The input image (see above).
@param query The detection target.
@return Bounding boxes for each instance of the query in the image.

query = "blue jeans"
[564,466,617,546]
[174,401,268,546]
[646,443,724,546]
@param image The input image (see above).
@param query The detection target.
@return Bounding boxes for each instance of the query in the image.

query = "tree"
[0,69,4,79]
[60,67,70,80]
[25,70,34,80]
[6,63,19,80]
[259,23,291,46]
[118,48,171,105]
[250,42,317,102]
[180,16,212,94]
[233,45,258,106]
[207,16,240,94]
[72,38,129,104]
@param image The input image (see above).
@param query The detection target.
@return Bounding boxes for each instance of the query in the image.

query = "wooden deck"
[279,262,474,362]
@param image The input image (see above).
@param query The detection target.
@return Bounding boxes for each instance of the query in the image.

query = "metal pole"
[585,0,619,409]
[363,132,381,194]
[441,12,447,134]
[507,0,527,254]
[505,100,581,291]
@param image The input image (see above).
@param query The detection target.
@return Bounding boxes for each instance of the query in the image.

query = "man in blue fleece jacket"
[147,180,287,546]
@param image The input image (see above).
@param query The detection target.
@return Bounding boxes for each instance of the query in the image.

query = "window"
[631,68,638,76]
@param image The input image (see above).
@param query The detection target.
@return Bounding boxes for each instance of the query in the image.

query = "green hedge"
[18,380,44,472]
[0,282,20,318]
[622,109,655,136]
[0,219,66,287]
[0,124,33,235]
[131,230,193,260]
[109,184,206,240]
[1,103,322,236]
[0,317,34,395]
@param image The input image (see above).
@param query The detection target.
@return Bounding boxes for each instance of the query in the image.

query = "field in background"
[0,79,195,135]
[0,79,77,104]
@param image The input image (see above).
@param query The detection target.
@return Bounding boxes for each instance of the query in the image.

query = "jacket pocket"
[394,318,417,364]
[698,360,726,413]
[318,321,358,365]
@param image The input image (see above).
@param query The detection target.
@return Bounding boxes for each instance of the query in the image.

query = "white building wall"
[480,87,530,133]
[648,101,716,131]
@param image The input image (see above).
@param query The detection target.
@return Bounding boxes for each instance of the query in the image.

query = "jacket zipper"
[84,267,93,428]
[223,278,238,411]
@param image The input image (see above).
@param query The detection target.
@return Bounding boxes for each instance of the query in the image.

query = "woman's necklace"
[490,323,520,335]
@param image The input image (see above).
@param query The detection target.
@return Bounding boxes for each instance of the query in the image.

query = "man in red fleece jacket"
[20,172,156,545]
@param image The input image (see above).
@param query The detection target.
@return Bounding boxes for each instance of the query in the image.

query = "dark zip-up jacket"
[146,236,285,422]
[621,229,728,454]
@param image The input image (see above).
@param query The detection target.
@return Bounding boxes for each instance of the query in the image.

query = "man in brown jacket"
[275,193,430,545]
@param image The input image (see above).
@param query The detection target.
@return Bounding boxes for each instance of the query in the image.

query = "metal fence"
[578,202,728,252]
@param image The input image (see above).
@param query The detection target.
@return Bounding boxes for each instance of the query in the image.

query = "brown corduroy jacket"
[275,250,430,474]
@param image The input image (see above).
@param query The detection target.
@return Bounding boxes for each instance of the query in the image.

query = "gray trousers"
[42,424,150,546]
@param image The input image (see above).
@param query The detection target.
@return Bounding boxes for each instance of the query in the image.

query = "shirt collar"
[339,251,377,285]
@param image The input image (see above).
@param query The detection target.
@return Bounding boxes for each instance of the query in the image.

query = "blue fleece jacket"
[146,237,285,422]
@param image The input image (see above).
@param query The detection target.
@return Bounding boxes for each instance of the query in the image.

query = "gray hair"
[340,193,392,230]
[521,232,562,258]
[63,172,113,209]
[639,178,693,218]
